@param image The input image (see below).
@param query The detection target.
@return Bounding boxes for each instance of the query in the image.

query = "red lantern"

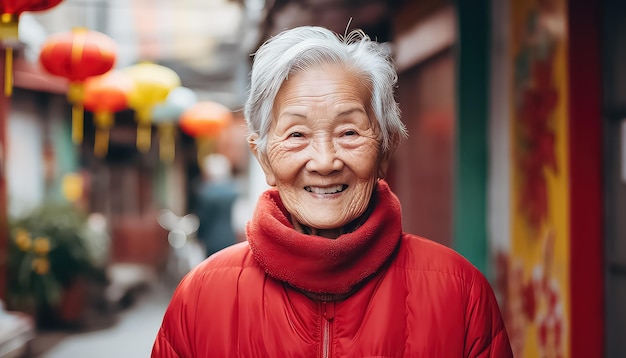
[0,0,64,96]
[179,101,233,168]
[39,27,116,144]
[83,70,134,157]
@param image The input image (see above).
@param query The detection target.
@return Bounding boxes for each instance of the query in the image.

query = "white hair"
[244,26,407,155]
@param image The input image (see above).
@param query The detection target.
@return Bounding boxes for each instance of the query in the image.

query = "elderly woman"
[152,26,512,357]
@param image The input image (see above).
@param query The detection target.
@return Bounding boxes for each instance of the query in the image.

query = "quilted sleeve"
[151,273,200,358]
[151,328,182,358]
[464,269,514,358]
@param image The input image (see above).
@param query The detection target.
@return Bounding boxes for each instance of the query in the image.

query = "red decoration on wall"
[0,0,64,96]
[516,57,558,232]
[39,27,117,144]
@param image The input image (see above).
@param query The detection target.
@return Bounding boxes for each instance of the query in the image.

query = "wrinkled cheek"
[352,158,381,182]
[268,152,303,181]
[346,190,372,218]
[276,188,301,212]
[268,162,295,183]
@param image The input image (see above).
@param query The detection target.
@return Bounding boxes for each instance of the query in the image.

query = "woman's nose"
[306,138,343,174]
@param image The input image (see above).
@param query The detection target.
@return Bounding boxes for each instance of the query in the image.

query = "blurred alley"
[28,276,171,358]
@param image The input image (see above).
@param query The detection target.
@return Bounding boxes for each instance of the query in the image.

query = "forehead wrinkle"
[278,97,365,116]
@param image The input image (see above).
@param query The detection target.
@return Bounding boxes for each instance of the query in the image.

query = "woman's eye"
[343,130,357,136]
[289,132,303,138]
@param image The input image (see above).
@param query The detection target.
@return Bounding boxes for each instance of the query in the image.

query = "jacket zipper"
[321,301,335,358]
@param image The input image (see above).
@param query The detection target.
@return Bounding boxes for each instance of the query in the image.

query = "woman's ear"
[248,133,277,186]
[377,135,400,179]
[377,150,392,179]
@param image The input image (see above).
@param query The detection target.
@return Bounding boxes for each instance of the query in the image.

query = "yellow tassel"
[137,121,152,153]
[68,83,85,144]
[94,112,113,157]
[1,14,18,97]
[4,47,12,97]
[159,124,176,163]
[72,103,84,144]
[196,137,215,170]
[94,127,109,158]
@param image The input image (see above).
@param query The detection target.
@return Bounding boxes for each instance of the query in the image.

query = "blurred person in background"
[152,26,512,357]
[194,154,239,258]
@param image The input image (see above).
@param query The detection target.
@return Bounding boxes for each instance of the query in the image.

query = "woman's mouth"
[304,185,348,194]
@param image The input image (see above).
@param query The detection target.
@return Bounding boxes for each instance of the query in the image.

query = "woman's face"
[252,64,389,238]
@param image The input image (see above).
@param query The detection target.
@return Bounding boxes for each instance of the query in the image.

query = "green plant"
[7,202,106,315]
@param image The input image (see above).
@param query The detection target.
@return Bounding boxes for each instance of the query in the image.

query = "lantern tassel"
[4,47,12,97]
[94,111,114,157]
[159,124,176,163]
[94,127,110,158]
[72,103,84,144]
[137,121,152,153]
[196,137,215,170]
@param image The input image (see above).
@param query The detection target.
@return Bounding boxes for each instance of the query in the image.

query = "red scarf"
[246,180,403,295]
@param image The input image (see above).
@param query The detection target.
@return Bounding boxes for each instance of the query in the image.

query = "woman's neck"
[291,220,341,239]
[289,202,375,239]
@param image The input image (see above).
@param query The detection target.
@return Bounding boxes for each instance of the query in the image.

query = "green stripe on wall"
[454,0,490,275]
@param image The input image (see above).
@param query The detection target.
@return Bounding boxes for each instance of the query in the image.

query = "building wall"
[6,91,46,218]
[393,52,455,247]
[601,0,625,356]
[391,1,456,248]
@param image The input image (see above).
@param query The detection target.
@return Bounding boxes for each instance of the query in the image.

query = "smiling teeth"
[305,185,346,194]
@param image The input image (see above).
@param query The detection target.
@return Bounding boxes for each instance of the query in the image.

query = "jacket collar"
[246,180,403,295]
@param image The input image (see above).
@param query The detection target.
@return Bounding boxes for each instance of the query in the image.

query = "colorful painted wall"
[489,0,603,357]
[508,0,570,356]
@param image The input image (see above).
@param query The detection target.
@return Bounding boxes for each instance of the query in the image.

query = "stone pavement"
[29,277,173,358]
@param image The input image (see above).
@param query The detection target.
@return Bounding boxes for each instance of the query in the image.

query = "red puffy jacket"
[152,181,512,357]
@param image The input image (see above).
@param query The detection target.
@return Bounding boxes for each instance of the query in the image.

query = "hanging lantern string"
[159,123,176,163]
[136,107,153,152]
[94,111,114,158]
[137,121,151,152]
[69,31,86,144]
[4,47,12,96]
[68,82,85,144]
[1,13,18,97]
[72,102,84,144]
[196,137,216,170]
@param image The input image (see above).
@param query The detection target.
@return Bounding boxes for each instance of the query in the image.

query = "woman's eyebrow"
[279,111,307,118]
[337,107,367,117]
